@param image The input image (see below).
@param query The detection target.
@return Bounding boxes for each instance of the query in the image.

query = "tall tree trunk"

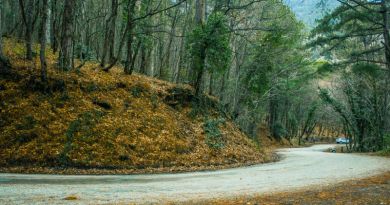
[100,0,118,67]
[162,8,179,79]
[139,45,147,74]
[157,34,165,78]
[40,0,49,82]
[50,0,58,53]
[130,40,141,73]
[208,70,214,95]
[46,0,51,44]
[19,0,35,60]
[124,0,137,75]
[174,0,189,83]
[193,0,206,96]
[58,0,76,71]
[269,87,279,140]
[0,0,10,70]
[381,0,390,150]
[26,0,34,60]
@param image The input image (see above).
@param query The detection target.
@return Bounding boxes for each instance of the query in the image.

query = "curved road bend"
[1,144,390,204]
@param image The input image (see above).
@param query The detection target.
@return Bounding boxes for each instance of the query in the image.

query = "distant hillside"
[284,0,340,28]
[0,38,273,174]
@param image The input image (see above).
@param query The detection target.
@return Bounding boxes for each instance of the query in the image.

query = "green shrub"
[384,134,390,149]
[59,110,105,166]
[130,85,145,98]
[83,83,99,92]
[16,115,36,130]
[150,93,159,110]
[188,96,216,119]
[204,118,226,149]
[16,132,38,144]
[272,122,287,140]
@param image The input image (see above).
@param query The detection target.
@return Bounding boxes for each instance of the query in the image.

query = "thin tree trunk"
[19,0,34,60]
[208,70,214,95]
[124,0,137,75]
[0,0,11,70]
[58,0,76,71]
[381,0,390,150]
[130,40,141,74]
[40,0,49,82]
[50,0,58,53]
[101,0,118,67]
[162,8,179,78]
[139,45,147,74]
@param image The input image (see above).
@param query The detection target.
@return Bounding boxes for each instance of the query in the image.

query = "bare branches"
[132,0,187,22]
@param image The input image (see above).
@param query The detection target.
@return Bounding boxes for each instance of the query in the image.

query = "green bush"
[150,93,159,110]
[59,110,105,166]
[188,96,217,119]
[83,83,99,92]
[16,115,36,130]
[204,118,226,149]
[272,122,287,140]
[384,134,390,149]
[130,85,145,98]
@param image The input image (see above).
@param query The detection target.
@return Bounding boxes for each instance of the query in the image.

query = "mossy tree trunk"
[193,0,206,96]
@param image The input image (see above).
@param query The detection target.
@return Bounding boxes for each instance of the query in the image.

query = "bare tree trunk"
[130,40,141,73]
[50,0,58,53]
[139,45,147,74]
[19,0,35,60]
[162,8,179,78]
[101,0,118,67]
[124,0,137,75]
[40,0,49,82]
[381,0,390,149]
[208,70,214,95]
[0,0,10,70]
[173,35,185,83]
[157,34,165,78]
[269,90,279,140]
[58,0,75,71]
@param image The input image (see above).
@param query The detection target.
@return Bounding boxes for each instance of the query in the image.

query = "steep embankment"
[0,39,270,174]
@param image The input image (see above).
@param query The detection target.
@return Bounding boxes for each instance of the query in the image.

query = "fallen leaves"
[185,172,390,205]
[63,195,79,201]
[0,38,269,174]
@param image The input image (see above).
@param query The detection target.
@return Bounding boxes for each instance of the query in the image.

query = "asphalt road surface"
[1,144,390,204]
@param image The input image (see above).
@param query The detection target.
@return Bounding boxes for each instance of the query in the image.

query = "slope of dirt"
[0,38,270,174]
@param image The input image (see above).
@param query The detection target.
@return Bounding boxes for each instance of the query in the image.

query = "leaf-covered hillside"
[0,39,271,174]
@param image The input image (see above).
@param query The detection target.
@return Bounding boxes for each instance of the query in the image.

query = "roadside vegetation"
[0,0,389,173]
[0,39,274,173]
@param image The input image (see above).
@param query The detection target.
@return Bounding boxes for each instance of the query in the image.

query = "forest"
[0,0,389,173]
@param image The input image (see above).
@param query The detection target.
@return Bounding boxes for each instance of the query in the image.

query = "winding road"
[1,144,390,204]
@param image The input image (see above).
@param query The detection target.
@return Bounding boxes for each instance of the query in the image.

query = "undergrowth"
[59,110,105,166]
[204,118,226,149]
[0,38,265,171]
